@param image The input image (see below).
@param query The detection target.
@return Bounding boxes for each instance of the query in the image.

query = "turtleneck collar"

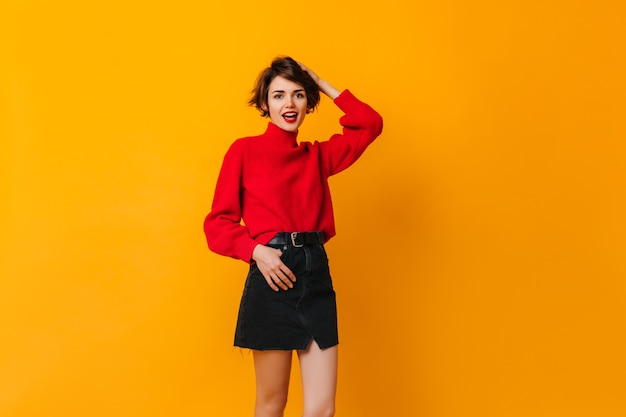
[264,122,299,148]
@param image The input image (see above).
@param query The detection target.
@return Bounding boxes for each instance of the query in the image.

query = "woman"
[204,56,383,417]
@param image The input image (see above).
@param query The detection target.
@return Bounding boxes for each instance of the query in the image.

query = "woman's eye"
[296,93,304,98]
[273,94,283,99]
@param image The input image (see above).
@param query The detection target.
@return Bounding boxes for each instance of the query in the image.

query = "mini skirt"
[234,233,338,351]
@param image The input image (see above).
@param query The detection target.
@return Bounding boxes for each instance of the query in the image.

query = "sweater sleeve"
[203,140,259,263]
[319,90,383,177]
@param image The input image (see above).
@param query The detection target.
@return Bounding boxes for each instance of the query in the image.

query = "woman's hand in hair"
[298,61,341,100]
[297,61,319,83]
[252,244,296,292]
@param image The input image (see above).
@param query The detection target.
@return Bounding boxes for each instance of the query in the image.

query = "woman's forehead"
[269,76,303,92]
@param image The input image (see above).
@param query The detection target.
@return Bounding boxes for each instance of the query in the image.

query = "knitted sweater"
[204,89,383,263]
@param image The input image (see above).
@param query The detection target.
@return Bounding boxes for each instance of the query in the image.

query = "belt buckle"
[291,232,304,248]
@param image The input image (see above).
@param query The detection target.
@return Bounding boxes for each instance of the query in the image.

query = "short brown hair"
[249,56,321,117]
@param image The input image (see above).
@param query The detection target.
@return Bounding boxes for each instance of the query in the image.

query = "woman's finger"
[296,61,319,83]
[271,273,289,291]
[276,269,294,289]
[279,265,296,283]
[266,276,280,292]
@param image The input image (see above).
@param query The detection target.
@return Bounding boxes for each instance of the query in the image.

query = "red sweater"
[204,90,383,263]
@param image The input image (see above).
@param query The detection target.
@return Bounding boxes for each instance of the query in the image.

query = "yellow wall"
[2,1,625,416]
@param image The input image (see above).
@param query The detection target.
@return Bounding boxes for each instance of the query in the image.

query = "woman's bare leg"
[297,341,338,417]
[252,350,293,417]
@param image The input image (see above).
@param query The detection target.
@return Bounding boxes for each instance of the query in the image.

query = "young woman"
[204,56,383,417]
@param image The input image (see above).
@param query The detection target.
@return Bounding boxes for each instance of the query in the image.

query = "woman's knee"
[303,403,335,417]
[255,390,289,414]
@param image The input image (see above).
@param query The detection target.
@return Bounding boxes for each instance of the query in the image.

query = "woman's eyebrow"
[271,89,305,93]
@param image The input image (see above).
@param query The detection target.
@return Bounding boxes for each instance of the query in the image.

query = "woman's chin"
[275,119,303,132]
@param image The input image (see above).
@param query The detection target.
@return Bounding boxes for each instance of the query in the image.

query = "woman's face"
[264,75,308,132]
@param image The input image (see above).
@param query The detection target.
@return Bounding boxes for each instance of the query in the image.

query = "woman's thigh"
[252,350,293,401]
[297,341,338,414]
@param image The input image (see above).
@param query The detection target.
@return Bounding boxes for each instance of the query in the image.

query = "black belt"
[267,232,325,248]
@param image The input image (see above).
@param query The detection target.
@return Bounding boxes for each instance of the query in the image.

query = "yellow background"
[2,0,625,416]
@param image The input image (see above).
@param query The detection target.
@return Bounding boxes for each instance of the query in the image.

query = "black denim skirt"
[234,237,338,351]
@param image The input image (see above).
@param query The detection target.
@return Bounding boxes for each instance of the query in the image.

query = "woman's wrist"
[318,79,341,100]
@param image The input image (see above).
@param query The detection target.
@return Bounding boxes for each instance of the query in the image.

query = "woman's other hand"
[252,244,296,292]
[297,61,341,100]
[297,61,319,83]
